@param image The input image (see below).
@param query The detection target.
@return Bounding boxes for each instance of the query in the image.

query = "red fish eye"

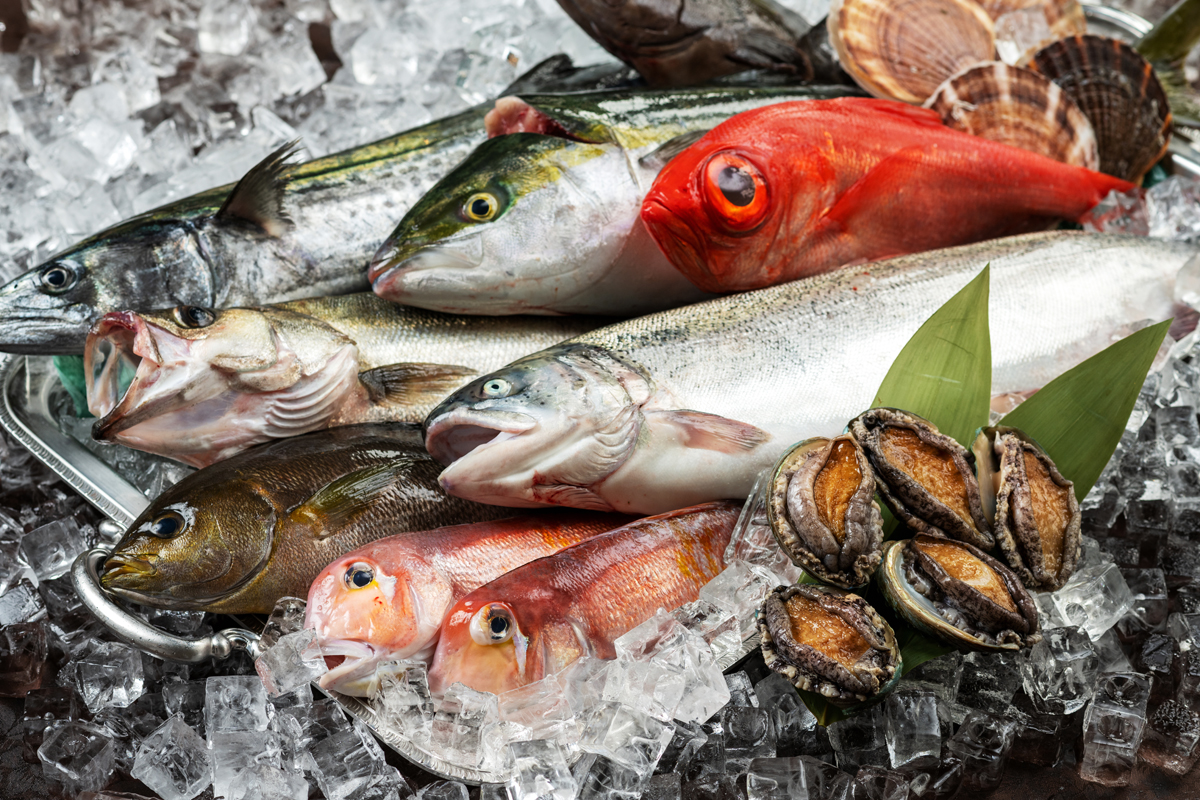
[702,153,768,233]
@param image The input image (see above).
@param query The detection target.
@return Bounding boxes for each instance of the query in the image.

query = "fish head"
[428,596,531,695]
[305,547,442,696]
[369,134,639,314]
[641,140,782,289]
[86,304,355,466]
[100,472,279,609]
[424,344,651,510]
[0,218,216,354]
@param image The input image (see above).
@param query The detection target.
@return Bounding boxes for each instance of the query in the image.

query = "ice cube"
[945,711,1018,793]
[204,675,269,736]
[698,561,777,639]
[427,684,500,767]
[131,714,212,800]
[76,641,146,713]
[671,598,742,664]
[506,739,577,800]
[372,659,435,738]
[1081,187,1148,236]
[481,783,512,800]
[480,720,534,774]
[753,672,829,759]
[419,781,470,799]
[578,701,674,776]
[497,674,576,740]
[0,579,47,626]
[1079,671,1152,786]
[827,704,887,771]
[1137,699,1200,775]
[0,620,47,696]
[164,680,208,736]
[722,705,776,776]
[656,719,706,775]
[725,471,805,584]
[198,0,258,55]
[571,752,645,800]
[208,730,283,800]
[37,720,116,794]
[1123,567,1169,631]
[600,658,686,722]
[884,686,941,768]
[1041,562,1133,642]
[258,596,307,650]
[851,765,912,800]
[952,651,1021,722]
[308,722,387,800]
[642,773,681,800]
[1007,691,1066,768]
[1019,626,1098,715]
[725,671,757,707]
[1148,176,1200,242]
[19,517,90,580]
[255,628,327,697]
[557,655,611,716]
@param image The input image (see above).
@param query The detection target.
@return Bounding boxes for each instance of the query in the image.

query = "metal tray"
[4,353,760,785]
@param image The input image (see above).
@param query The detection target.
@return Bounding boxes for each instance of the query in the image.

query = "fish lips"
[87,312,168,440]
[369,235,485,299]
[640,198,709,282]
[424,407,538,466]
[99,553,169,604]
[316,638,382,697]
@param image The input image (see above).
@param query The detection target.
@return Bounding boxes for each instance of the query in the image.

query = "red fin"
[485,97,573,139]
[651,410,772,453]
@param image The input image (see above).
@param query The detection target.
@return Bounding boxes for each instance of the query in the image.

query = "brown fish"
[100,424,512,614]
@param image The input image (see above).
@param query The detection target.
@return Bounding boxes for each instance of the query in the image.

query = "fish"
[427,501,738,695]
[84,293,611,468]
[0,56,634,355]
[554,0,843,87]
[640,98,1135,293]
[305,511,632,696]
[368,84,861,316]
[100,424,513,614]
[422,231,1198,515]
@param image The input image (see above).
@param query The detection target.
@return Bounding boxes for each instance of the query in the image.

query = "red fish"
[427,501,739,696]
[640,98,1135,293]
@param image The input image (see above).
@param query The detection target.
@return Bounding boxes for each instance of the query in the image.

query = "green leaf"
[871,266,991,448]
[1000,320,1171,501]
[896,627,954,676]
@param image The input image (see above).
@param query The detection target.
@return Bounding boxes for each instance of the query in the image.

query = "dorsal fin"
[360,362,479,407]
[639,130,711,172]
[216,140,300,237]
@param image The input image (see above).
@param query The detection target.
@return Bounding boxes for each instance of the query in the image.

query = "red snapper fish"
[427,501,738,696]
[305,511,628,696]
[640,98,1134,293]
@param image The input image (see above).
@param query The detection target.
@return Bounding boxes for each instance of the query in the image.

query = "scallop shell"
[828,0,997,104]
[926,62,1099,169]
[1030,34,1171,182]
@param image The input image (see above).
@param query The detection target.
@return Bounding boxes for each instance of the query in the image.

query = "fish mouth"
[99,553,162,602]
[0,274,95,354]
[640,198,708,281]
[424,408,537,466]
[369,235,484,285]
[87,312,161,439]
[316,639,382,696]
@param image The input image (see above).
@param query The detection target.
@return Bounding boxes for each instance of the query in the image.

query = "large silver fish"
[423,232,1197,514]
[369,84,860,316]
[85,294,609,468]
[0,57,634,355]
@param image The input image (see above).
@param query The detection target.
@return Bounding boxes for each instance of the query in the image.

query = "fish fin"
[289,460,414,538]
[650,409,772,453]
[360,363,478,407]
[529,484,615,510]
[840,98,944,128]
[639,130,711,172]
[216,140,301,237]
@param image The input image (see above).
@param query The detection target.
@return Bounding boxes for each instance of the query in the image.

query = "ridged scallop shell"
[926,62,1099,169]
[828,0,997,104]
[1030,35,1171,182]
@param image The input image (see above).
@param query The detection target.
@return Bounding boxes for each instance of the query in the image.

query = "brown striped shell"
[1030,35,1171,182]
[926,62,1099,169]
[828,0,997,104]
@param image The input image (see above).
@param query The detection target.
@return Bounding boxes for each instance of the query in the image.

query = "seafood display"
[369,84,860,315]
[640,97,1132,293]
[427,501,739,694]
[424,232,1196,514]
[84,293,609,467]
[305,511,629,695]
[5,0,1200,796]
[99,424,510,613]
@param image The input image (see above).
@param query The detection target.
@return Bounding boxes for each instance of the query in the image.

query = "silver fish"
[86,293,609,468]
[422,232,1197,514]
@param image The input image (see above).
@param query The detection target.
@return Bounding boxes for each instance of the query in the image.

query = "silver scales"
[0,2,1183,782]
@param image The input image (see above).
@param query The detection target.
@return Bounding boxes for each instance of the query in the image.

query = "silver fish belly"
[423,232,1197,514]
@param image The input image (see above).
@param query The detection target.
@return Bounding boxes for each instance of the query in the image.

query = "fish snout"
[370,236,486,302]
[100,553,157,587]
[640,198,709,284]
[424,407,537,466]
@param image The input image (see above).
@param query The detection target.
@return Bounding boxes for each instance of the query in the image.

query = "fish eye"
[148,510,185,539]
[39,263,77,293]
[463,192,498,223]
[173,305,216,329]
[702,152,768,233]
[344,562,374,589]
[471,605,514,645]
[481,378,512,399]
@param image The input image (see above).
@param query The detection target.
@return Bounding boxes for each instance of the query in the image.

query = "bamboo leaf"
[872,266,992,448]
[1000,320,1171,501]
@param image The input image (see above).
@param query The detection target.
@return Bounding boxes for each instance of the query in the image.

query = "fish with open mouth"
[368,84,861,316]
[427,501,738,695]
[423,231,1198,515]
[84,293,609,468]
[99,424,510,614]
[640,97,1135,293]
[0,56,634,355]
[305,511,630,696]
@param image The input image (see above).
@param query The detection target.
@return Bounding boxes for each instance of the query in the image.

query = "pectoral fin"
[288,460,414,538]
[650,409,771,453]
[639,130,711,172]
[360,363,478,408]
[216,140,301,237]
